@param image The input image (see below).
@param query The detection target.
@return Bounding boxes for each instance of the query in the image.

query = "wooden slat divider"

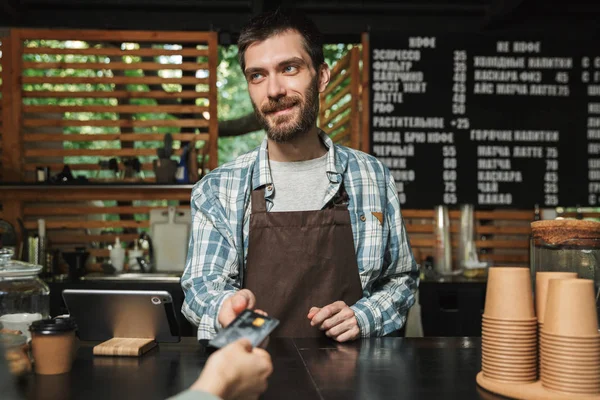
[323,85,351,110]
[322,71,349,98]
[23,90,207,99]
[25,205,189,216]
[24,148,183,158]
[329,53,350,80]
[23,119,210,128]
[18,28,214,42]
[325,113,351,135]
[49,233,140,244]
[22,47,209,57]
[23,105,209,114]
[23,62,209,71]
[321,101,351,128]
[23,133,208,142]
[24,220,149,230]
[23,163,157,172]
[23,76,208,85]
[405,224,531,235]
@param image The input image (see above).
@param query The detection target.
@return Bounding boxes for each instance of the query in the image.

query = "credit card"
[208,309,280,349]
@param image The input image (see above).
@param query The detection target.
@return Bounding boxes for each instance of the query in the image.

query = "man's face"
[243,30,330,143]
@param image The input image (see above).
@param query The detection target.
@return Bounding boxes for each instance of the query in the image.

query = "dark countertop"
[16,337,502,400]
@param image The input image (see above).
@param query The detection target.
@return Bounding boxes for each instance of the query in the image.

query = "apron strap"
[251,186,267,213]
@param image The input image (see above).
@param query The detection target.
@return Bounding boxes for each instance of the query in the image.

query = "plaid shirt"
[181,130,419,340]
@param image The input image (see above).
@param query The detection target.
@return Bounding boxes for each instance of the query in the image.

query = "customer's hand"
[218,289,257,327]
[308,301,361,342]
[191,339,273,400]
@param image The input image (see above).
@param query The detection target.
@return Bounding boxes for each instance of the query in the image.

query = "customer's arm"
[181,186,241,339]
[350,173,420,337]
[167,339,273,400]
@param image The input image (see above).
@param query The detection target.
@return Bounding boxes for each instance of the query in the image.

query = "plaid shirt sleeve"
[180,179,241,340]
[350,171,420,337]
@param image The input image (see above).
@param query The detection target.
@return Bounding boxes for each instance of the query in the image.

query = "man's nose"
[267,75,286,99]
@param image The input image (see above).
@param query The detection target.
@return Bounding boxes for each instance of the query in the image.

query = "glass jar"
[530,219,600,324]
[0,332,31,376]
[0,257,50,340]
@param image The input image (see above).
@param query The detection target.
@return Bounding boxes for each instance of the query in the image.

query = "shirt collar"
[251,129,347,191]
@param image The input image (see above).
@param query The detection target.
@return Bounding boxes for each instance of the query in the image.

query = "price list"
[370,33,593,208]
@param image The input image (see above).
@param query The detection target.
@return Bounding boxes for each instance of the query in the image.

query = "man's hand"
[191,339,273,400]
[218,289,257,328]
[307,301,361,342]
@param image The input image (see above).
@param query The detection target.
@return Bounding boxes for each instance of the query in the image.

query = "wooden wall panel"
[9,28,219,182]
[319,47,361,149]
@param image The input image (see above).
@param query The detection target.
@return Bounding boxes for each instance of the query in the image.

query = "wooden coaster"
[93,338,157,357]
[477,371,600,400]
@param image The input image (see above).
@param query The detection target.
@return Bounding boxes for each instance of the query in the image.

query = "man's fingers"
[254,309,268,317]
[231,289,256,314]
[321,307,354,331]
[333,326,360,343]
[325,318,355,337]
[233,338,253,352]
[310,301,346,326]
[307,307,320,319]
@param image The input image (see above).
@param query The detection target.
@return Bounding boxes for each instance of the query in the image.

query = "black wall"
[1,0,599,45]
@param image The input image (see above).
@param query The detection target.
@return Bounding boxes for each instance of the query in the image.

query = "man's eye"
[249,73,263,81]
[284,65,298,73]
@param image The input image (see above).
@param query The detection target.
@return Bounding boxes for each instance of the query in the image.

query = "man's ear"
[318,63,331,93]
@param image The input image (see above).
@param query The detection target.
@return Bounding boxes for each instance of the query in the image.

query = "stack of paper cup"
[540,279,600,395]
[481,267,538,383]
[534,271,578,373]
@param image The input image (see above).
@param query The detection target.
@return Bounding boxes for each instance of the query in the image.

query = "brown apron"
[244,184,363,337]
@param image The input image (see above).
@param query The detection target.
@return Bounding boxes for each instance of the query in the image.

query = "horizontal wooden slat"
[22,47,209,57]
[23,163,154,172]
[322,71,349,98]
[330,127,351,141]
[24,148,186,157]
[24,220,149,229]
[321,101,351,127]
[23,105,208,114]
[325,113,351,134]
[48,233,140,244]
[22,76,208,85]
[329,54,350,81]
[22,133,208,142]
[23,90,207,99]
[23,62,209,71]
[405,224,531,235]
[18,28,213,43]
[0,187,192,202]
[410,238,529,249]
[402,209,534,220]
[25,205,189,216]
[23,119,209,128]
[323,86,351,109]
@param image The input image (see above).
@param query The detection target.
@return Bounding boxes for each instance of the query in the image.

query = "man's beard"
[252,75,320,143]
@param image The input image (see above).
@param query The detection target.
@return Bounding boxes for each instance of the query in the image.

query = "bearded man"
[181,9,419,342]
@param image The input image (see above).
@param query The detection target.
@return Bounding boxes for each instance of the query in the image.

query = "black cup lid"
[29,317,77,333]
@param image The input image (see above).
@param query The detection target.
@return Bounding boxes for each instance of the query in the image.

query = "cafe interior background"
[0,0,600,341]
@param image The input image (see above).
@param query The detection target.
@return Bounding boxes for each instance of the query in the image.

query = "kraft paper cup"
[535,272,578,324]
[483,267,535,321]
[29,318,78,375]
[482,315,537,324]
[482,321,537,330]
[544,279,599,337]
[540,329,600,343]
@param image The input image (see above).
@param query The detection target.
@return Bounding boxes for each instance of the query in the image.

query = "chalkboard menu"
[370,33,600,209]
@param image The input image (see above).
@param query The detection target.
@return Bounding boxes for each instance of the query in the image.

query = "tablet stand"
[93,338,157,357]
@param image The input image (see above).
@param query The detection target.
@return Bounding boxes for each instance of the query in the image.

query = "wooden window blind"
[7,28,218,182]
[319,46,362,150]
